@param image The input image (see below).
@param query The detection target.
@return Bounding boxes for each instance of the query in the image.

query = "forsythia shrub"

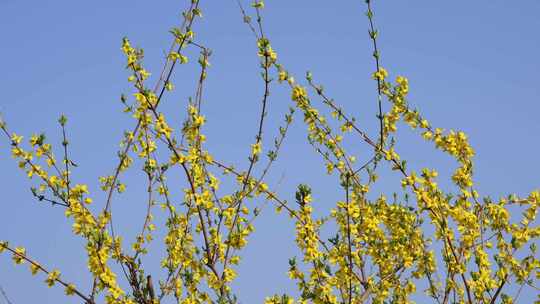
[1,1,538,304]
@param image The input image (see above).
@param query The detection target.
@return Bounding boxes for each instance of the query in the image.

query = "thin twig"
[0,285,13,304]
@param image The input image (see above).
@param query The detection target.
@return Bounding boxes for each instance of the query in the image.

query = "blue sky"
[1,1,539,303]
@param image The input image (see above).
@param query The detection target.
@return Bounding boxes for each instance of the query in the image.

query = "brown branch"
[2,245,94,304]
[0,285,13,304]
[146,275,155,303]
[489,274,508,304]
[366,0,385,151]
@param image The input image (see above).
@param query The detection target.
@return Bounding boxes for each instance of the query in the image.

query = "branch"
[1,244,93,304]
[0,285,13,304]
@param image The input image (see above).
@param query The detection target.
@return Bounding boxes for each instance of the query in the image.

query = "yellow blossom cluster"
[1,1,538,304]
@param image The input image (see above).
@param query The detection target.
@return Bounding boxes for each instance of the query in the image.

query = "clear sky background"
[1,1,539,303]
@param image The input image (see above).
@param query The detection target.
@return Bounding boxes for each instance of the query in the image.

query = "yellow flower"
[251,142,262,157]
[139,69,151,80]
[278,70,288,82]
[291,85,307,101]
[30,134,41,146]
[11,133,23,145]
[45,270,61,287]
[12,247,26,264]
[117,183,126,193]
[64,284,77,296]
[30,263,41,275]
[193,114,206,127]
[223,268,236,282]
[396,75,408,86]
[372,67,388,81]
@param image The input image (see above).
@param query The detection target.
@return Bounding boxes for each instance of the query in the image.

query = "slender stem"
[0,285,13,304]
[60,122,71,204]
[489,274,508,304]
[2,245,94,304]
[366,0,385,151]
